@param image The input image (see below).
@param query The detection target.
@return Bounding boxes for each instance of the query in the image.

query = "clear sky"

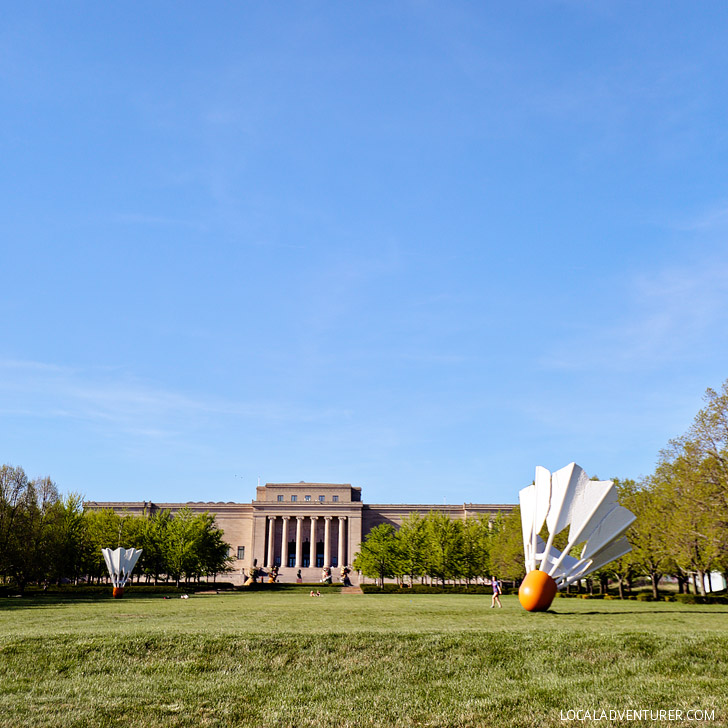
[2,2,728,506]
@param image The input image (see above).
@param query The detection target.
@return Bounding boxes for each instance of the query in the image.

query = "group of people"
[244,565,353,586]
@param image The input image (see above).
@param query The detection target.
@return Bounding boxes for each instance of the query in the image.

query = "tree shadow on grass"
[0,594,172,611]
[548,609,728,616]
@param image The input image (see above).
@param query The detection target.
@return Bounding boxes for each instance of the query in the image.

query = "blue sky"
[2,2,728,505]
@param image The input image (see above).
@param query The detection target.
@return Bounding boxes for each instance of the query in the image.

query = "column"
[281,516,289,568]
[337,516,347,568]
[295,517,304,568]
[250,515,258,567]
[266,516,275,568]
[309,516,318,568]
[324,516,332,567]
[349,514,362,573]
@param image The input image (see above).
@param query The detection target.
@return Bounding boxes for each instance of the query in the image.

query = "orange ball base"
[112,587,125,599]
[518,570,557,612]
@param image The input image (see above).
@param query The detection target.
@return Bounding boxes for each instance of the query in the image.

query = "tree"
[618,477,673,599]
[488,508,526,583]
[193,512,233,581]
[164,508,200,587]
[603,544,638,599]
[83,508,123,583]
[686,381,728,590]
[353,524,399,586]
[395,512,428,585]
[424,512,464,585]
[656,380,728,593]
[655,441,723,595]
[51,493,87,585]
[5,476,62,593]
[0,465,30,581]
[461,514,491,584]
[139,510,172,584]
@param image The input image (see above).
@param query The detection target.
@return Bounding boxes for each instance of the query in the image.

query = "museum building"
[87,482,515,584]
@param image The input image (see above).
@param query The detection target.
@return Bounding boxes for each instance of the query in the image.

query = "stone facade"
[87,482,515,584]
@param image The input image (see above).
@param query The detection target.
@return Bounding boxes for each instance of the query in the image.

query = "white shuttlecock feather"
[102,546,143,588]
[519,463,635,588]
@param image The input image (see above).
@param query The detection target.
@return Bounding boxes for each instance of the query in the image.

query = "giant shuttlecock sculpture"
[102,547,143,598]
[518,463,635,611]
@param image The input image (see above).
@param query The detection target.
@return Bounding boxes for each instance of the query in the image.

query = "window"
[291,495,297,502]
[318,495,325,502]
[277,495,284,502]
[332,495,339,502]
[305,495,311,502]
[237,546,245,560]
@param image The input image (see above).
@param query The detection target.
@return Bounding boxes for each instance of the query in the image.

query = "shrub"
[671,594,728,605]
[0,584,192,597]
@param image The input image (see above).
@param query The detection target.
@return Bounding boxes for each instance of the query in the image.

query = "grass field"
[1,590,727,727]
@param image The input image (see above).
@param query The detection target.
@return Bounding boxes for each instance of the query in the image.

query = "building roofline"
[84,501,253,509]
[364,503,516,509]
[264,482,354,488]
[85,500,514,510]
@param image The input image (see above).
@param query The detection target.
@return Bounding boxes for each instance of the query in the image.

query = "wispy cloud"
[0,360,349,443]
[540,257,728,372]
[672,201,728,232]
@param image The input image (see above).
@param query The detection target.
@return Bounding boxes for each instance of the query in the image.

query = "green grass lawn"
[1,591,727,727]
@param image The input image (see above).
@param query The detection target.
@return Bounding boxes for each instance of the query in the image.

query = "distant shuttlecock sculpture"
[518,463,636,611]
[102,547,143,598]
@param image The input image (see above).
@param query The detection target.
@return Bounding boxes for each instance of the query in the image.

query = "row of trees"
[354,380,728,596]
[0,465,232,592]
[609,380,728,597]
[352,510,518,586]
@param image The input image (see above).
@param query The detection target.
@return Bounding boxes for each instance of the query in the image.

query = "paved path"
[341,585,364,594]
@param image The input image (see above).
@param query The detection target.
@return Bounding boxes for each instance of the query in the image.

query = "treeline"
[352,510,518,587]
[608,380,728,598]
[0,466,232,593]
[355,380,728,597]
